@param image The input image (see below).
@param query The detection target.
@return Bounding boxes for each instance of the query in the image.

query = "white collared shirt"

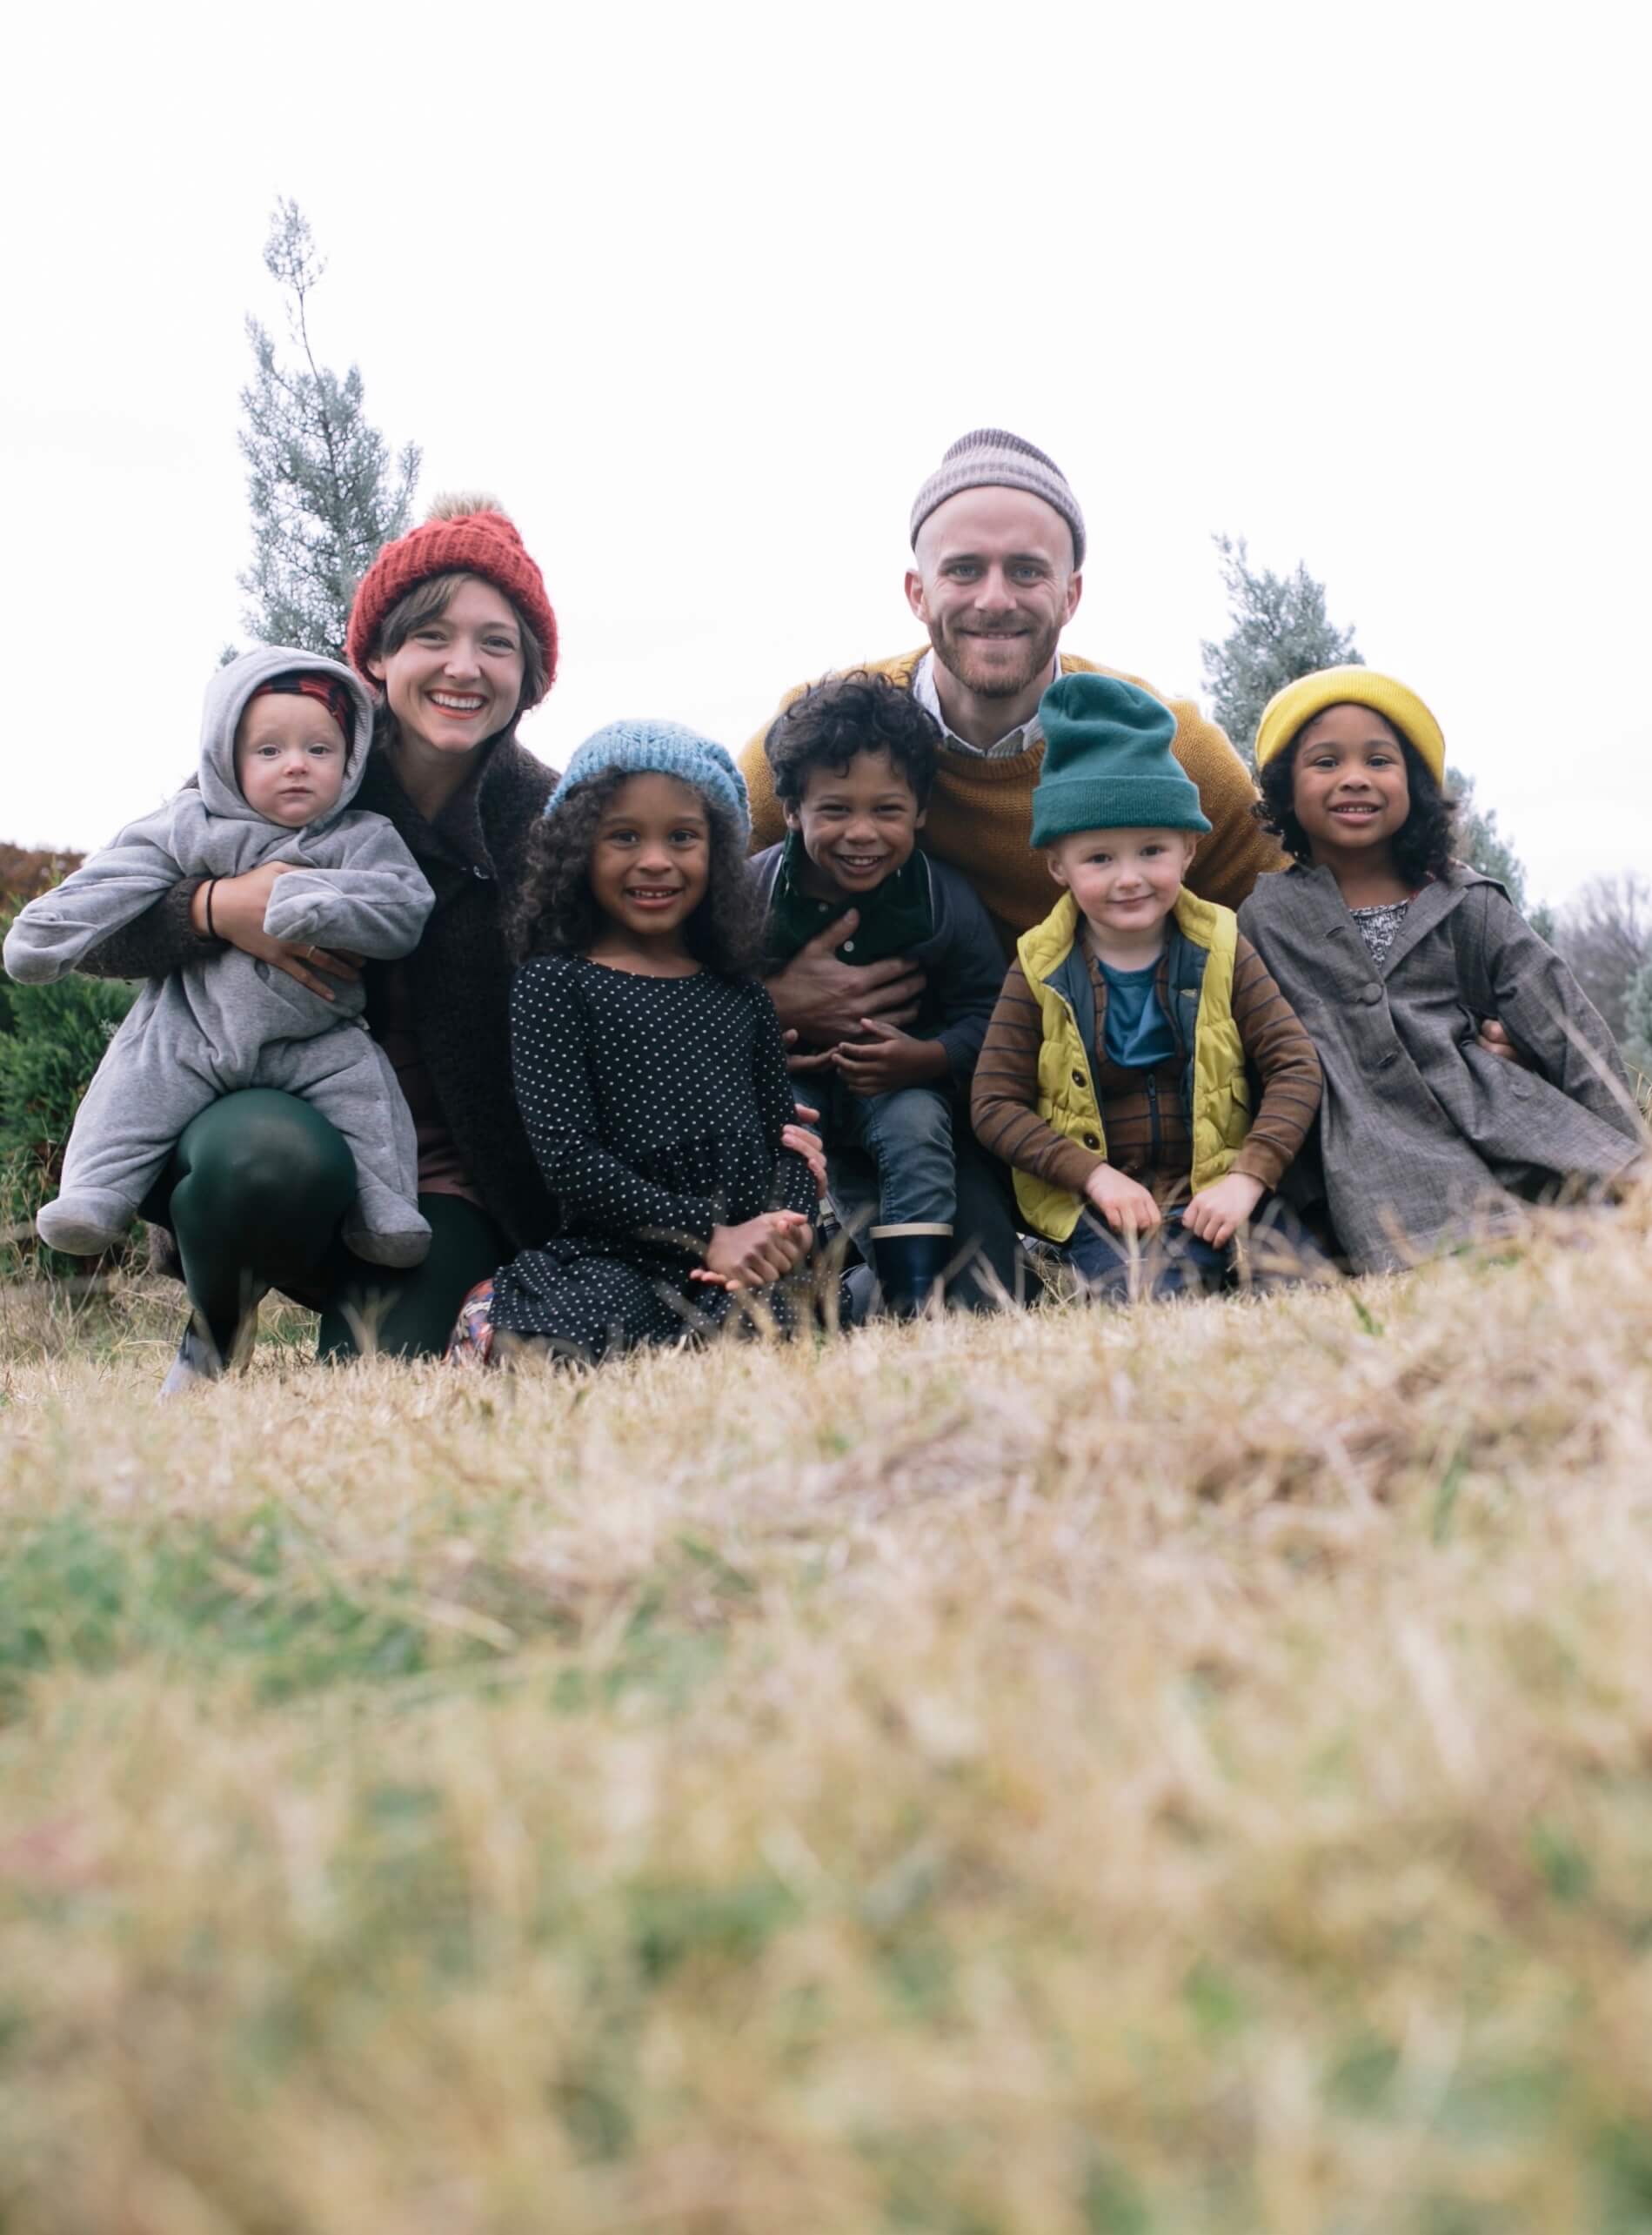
[911,649,1060,760]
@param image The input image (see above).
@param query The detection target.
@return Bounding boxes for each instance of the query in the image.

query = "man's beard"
[931,617,1060,702]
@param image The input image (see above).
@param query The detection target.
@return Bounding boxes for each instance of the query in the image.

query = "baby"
[3,646,435,1266]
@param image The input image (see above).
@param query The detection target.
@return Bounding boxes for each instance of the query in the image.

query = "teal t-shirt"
[1097,958,1177,1068]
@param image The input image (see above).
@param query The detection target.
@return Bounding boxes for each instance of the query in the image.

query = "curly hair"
[765,669,940,809]
[1254,731,1459,887]
[506,769,766,975]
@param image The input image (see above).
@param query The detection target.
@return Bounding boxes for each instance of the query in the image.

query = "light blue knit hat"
[546,719,751,841]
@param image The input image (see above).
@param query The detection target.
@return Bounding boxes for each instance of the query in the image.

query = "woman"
[82,496,562,1389]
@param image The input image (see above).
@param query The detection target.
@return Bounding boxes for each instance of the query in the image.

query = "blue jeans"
[826,1081,956,1235]
[1062,1199,1328,1305]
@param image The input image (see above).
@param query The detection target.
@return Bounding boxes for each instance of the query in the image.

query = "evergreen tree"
[1447,768,1537,918]
[1200,534,1362,766]
[1620,960,1652,1088]
[1204,534,1545,917]
[236,198,420,658]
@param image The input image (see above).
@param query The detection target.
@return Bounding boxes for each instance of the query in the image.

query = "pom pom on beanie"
[548,719,751,842]
[345,499,558,699]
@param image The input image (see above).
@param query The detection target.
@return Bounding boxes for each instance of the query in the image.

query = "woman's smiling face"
[1288,704,1412,862]
[368,576,526,760]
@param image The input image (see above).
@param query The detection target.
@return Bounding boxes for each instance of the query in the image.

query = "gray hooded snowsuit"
[3,647,435,1265]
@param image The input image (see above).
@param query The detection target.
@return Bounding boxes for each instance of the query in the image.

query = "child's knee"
[880,1085,953,1148]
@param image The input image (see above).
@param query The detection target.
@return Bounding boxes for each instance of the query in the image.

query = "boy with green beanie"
[971,673,1324,1301]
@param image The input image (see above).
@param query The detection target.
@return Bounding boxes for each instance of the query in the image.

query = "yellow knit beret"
[1254,666,1447,786]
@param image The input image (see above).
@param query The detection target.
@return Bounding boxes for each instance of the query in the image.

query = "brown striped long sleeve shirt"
[972,932,1321,1203]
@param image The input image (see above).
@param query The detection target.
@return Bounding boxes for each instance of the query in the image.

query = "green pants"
[148,1090,505,1361]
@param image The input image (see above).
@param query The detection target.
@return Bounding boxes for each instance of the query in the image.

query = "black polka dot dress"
[488,955,817,1360]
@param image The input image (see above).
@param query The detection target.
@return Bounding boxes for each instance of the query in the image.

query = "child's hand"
[692,1211,813,1291]
[780,1120,828,1197]
[1181,1171,1266,1248]
[781,1026,838,1078]
[1082,1163,1162,1236]
[833,1020,946,1097]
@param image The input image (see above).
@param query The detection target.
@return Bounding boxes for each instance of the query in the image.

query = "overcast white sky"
[6,1,1648,909]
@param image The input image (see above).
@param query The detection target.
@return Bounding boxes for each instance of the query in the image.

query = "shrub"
[0,904,137,1278]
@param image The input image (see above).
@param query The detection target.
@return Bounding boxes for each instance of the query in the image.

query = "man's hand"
[833,1019,948,1098]
[191,862,362,1003]
[766,912,925,1044]
[1477,1017,1531,1067]
[692,1210,813,1291]
[1181,1170,1266,1249]
[1082,1162,1162,1237]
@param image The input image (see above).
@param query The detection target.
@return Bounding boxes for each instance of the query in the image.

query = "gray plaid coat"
[1238,864,1643,1273]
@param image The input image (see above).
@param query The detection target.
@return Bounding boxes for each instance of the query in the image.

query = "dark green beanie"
[1030,673,1212,846]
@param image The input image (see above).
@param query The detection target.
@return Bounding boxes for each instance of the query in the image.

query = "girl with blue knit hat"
[972,673,1327,1302]
[447,721,820,1364]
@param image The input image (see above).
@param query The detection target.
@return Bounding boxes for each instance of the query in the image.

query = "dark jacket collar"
[356,732,553,879]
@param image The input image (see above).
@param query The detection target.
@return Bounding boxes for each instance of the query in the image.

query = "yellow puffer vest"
[1013,889,1252,1242]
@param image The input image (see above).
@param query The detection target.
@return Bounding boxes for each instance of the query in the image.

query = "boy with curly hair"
[754,670,1005,1303]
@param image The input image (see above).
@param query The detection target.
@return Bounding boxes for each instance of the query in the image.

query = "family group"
[5,432,1643,1390]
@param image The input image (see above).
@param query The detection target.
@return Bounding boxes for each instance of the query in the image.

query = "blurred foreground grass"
[3,1191,1652,2234]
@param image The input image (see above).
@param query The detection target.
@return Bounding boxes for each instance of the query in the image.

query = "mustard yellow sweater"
[739,649,1285,941]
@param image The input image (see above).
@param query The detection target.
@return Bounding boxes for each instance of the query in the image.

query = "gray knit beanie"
[909,428,1087,570]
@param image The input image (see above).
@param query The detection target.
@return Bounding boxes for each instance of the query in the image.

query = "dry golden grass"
[3,1189,1652,2233]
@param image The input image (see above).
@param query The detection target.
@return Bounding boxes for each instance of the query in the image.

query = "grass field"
[3,1191,1652,2233]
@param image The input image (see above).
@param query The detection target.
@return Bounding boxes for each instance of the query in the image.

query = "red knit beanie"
[345,502,558,701]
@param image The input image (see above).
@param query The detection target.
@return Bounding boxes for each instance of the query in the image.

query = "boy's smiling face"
[784,747,926,900]
[1047,826,1199,946]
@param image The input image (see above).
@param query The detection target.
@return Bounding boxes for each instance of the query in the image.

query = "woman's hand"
[692,1210,813,1291]
[1181,1170,1266,1248]
[1082,1162,1162,1236]
[191,863,362,1002]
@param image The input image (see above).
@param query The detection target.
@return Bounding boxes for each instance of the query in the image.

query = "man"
[740,427,1282,1305]
[742,427,1281,960]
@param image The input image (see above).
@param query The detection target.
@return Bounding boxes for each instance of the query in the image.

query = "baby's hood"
[197,646,378,827]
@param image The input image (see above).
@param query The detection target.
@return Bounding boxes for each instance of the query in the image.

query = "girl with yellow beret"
[1237,667,1643,1273]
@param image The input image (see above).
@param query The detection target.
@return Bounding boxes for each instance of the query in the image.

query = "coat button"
[1359,983,1383,1005]
[1083,1133,1100,1149]
[1071,1068,1086,1086]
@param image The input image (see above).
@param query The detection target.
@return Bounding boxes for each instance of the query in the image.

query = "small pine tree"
[1620,961,1652,1091]
[236,198,421,659]
[1447,768,1532,913]
[1205,535,1546,915]
[1200,534,1362,766]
